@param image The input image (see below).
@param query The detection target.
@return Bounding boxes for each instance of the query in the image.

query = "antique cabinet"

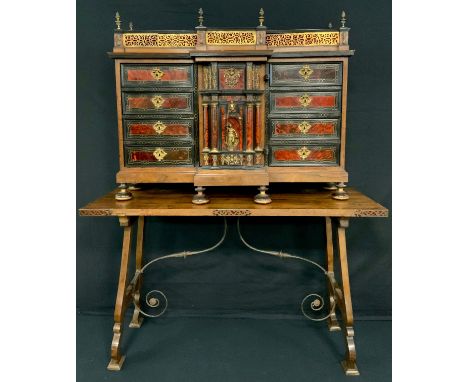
[110,9,353,204]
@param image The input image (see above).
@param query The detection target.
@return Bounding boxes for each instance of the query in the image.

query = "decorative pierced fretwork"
[206,31,256,45]
[265,31,339,47]
[353,209,388,217]
[123,33,197,47]
[212,209,252,216]
[79,209,112,216]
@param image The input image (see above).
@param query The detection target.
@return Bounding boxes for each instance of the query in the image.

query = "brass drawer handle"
[152,148,167,161]
[298,121,311,134]
[299,64,313,80]
[152,121,167,134]
[297,147,311,160]
[151,67,164,80]
[151,95,165,109]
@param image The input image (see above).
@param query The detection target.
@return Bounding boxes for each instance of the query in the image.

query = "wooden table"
[79,186,388,376]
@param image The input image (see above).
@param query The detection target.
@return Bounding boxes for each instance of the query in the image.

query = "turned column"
[254,102,263,165]
[210,101,219,167]
[202,103,210,166]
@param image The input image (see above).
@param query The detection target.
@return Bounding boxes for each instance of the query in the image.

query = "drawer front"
[121,64,194,88]
[125,145,193,166]
[124,118,193,140]
[123,92,193,114]
[270,118,340,139]
[270,144,339,166]
[270,63,342,87]
[270,91,341,114]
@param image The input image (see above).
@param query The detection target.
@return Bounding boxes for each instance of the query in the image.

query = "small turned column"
[210,102,219,167]
[254,102,263,165]
[246,102,254,166]
[202,103,210,166]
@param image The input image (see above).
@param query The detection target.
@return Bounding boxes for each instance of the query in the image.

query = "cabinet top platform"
[111,9,352,56]
[79,186,387,218]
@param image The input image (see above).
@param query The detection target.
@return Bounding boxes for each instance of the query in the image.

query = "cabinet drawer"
[121,64,194,88]
[270,144,339,166]
[270,63,342,87]
[124,118,193,139]
[125,145,193,167]
[270,91,341,114]
[123,92,193,114]
[271,118,340,139]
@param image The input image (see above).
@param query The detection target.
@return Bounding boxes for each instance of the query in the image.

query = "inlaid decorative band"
[353,209,388,217]
[206,31,256,45]
[213,209,252,216]
[80,209,112,216]
[266,31,339,47]
[123,33,197,47]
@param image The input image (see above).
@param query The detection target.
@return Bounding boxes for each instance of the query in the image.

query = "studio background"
[77,0,391,319]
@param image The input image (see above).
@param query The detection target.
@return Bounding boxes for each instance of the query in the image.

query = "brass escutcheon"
[151,67,164,80]
[152,121,167,134]
[298,121,311,134]
[299,94,312,107]
[299,64,314,80]
[297,146,311,160]
[151,95,165,109]
[153,148,167,161]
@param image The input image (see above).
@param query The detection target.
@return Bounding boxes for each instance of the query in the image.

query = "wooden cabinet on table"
[110,9,354,203]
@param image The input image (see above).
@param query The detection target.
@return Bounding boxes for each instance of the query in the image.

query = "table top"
[79,185,388,218]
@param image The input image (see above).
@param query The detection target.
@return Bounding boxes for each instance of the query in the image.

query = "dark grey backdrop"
[77,0,391,318]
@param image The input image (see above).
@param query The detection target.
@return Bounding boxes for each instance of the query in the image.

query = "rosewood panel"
[125,145,193,166]
[269,91,341,114]
[270,63,342,87]
[121,64,194,88]
[124,119,193,139]
[122,92,193,114]
[270,118,340,139]
[270,144,339,166]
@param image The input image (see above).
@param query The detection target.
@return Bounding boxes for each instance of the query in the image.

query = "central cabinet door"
[197,61,266,168]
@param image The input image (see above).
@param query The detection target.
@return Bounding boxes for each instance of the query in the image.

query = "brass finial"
[129,21,133,31]
[328,22,333,29]
[258,8,265,27]
[198,8,204,27]
[341,10,346,28]
[115,12,121,30]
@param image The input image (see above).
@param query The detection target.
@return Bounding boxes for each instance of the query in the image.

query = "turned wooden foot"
[192,186,210,204]
[115,183,133,201]
[332,182,349,200]
[254,186,272,204]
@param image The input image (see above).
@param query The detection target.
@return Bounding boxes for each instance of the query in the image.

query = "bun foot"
[192,187,210,205]
[254,186,272,204]
[332,182,349,201]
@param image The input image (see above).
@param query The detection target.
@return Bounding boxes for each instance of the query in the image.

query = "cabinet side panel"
[340,58,348,167]
[115,60,124,169]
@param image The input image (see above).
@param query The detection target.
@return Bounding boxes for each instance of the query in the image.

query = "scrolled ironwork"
[131,218,228,318]
[236,218,336,322]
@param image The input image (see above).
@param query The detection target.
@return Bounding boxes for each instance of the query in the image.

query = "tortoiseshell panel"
[121,65,194,88]
[124,119,193,139]
[123,92,193,114]
[218,66,245,90]
[125,145,193,166]
[269,91,341,114]
[270,63,342,87]
[271,118,340,139]
[270,144,339,166]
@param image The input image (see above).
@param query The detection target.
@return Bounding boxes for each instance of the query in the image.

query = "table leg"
[325,217,340,331]
[336,218,359,376]
[107,217,134,371]
[129,216,145,328]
